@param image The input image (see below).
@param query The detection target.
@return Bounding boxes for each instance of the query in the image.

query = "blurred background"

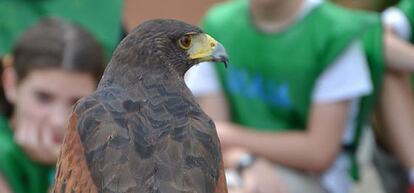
[1,0,413,193]
[122,0,398,28]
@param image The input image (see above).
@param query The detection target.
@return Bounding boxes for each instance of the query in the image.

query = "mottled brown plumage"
[54,19,228,193]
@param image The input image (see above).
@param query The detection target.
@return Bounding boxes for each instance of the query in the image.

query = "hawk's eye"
[178,35,192,49]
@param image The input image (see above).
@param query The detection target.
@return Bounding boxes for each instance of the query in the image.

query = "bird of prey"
[53,19,229,193]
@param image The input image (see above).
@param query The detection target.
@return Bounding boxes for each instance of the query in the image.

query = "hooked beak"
[210,42,229,68]
[188,33,229,68]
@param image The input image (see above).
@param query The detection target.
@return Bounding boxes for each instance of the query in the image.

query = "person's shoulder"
[0,118,19,162]
[203,0,247,28]
[308,1,381,44]
[315,1,380,25]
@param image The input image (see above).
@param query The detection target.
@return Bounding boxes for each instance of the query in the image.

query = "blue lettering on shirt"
[225,66,292,110]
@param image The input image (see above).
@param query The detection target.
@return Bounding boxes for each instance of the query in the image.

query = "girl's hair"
[13,17,105,82]
[1,17,106,117]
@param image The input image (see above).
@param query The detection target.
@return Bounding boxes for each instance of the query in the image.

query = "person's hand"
[242,158,288,193]
[14,114,62,165]
[223,148,251,168]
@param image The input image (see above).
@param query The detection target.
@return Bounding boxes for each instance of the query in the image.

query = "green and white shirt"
[186,0,383,192]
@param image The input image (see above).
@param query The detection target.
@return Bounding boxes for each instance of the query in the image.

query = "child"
[186,0,379,192]
[0,18,105,193]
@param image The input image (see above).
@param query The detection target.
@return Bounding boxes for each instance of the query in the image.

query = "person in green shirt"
[186,0,414,192]
[186,0,383,192]
[0,18,105,193]
[372,1,414,192]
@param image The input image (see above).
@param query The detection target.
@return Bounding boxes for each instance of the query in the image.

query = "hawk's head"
[115,19,228,76]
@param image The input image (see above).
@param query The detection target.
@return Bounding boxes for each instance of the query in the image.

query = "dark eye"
[34,91,54,104]
[178,35,192,49]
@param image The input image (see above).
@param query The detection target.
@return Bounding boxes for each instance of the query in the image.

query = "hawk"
[54,19,228,193]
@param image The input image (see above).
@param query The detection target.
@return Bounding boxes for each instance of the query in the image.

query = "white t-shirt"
[185,0,372,192]
[382,7,412,40]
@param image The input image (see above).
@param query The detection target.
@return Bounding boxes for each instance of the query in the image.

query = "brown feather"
[215,160,228,193]
[54,114,98,193]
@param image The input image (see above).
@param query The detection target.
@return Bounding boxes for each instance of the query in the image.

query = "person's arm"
[197,89,350,172]
[382,6,414,72]
[378,70,414,171]
[381,8,414,185]
[197,88,351,174]
[0,173,12,193]
[214,101,349,173]
[377,70,414,192]
[384,27,414,71]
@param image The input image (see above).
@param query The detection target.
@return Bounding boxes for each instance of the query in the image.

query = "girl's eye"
[35,91,54,104]
[178,35,192,49]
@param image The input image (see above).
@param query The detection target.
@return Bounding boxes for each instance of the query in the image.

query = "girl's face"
[5,68,96,152]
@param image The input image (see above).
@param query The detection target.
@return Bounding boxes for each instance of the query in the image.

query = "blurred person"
[326,1,414,193]
[185,0,383,192]
[0,0,123,57]
[372,1,414,192]
[0,18,105,193]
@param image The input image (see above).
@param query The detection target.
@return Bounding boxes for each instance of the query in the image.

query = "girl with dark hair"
[0,18,105,193]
